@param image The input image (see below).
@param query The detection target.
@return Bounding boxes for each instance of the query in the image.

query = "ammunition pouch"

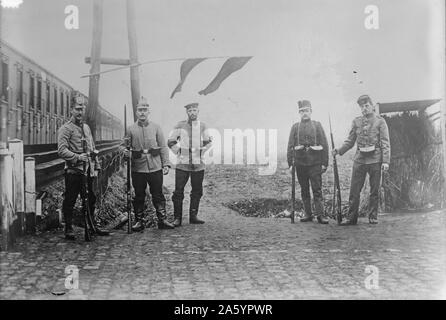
[358,145,376,154]
[294,145,323,152]
[132,150,142,159]
[148,147,161,156]
[132,148,161,158]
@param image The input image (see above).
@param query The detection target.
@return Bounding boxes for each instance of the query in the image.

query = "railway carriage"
[0,40,123,146]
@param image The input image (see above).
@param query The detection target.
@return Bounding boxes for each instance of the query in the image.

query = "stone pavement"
[1,197,445,300]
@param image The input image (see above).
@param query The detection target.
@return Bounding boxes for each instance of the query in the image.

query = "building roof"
[378,99,441,114]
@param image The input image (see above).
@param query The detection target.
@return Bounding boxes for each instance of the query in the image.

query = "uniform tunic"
[57,118,100,176]
[167,120,212,172]
[337,114,390,164]
[287,119,329,167]
[123,120,171,173]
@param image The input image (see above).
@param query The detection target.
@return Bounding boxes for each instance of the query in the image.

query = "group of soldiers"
[57,95,211,240]
[57,92,390,240]
[287,94,390,225]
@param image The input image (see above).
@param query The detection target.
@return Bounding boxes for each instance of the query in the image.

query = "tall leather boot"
[64,210,75,240]
[300,198,313,222]
[173,200,183,227]
[132,202,145,232]
[314,198,328,224]
[189,197,204,224]
[156,201,175,229]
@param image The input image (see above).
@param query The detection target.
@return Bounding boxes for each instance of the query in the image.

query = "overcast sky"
[1,0,445,149]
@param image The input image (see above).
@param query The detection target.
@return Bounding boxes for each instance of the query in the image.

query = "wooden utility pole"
[86,0,104,141]
[126,0,140,122]
[85,0,141,125]
[442,1,446,208]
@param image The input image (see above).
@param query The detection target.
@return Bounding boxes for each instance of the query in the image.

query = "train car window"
[17,68,23,105]
[36,78,42,111]
[60,91,64,116]
[29,74,35,109]
[1,60,8,101]
[46,82,50,113]
[54,87,58,114]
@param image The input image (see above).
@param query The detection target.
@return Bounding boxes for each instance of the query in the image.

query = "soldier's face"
[71,105,86,121]
[136,106,150,121]
[359,102,374,116]
[299,108,312,121]
[187,107,199,121]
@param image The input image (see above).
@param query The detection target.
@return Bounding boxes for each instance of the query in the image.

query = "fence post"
[24,157,36,234]
[0,149,14,250]
[0,97,7,149]
[9,139,25,235]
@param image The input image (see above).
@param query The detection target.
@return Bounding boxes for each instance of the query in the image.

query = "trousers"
[62,172,96,229]
[347,161,381,221]
[132,170,165,213]
[172,169,204,206]
[295,164,324,216]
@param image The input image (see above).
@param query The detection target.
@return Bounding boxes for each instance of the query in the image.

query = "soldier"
[287,100,329,224]
[122,97,174,232]
[167,102,212,226]
[57,95,110,240]
[332,94,390,225]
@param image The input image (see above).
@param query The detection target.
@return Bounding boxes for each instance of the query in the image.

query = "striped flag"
[199,56,252,96]
[170,58,206,98]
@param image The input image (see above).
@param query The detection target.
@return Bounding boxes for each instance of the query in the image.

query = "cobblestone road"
[1,198,445,300]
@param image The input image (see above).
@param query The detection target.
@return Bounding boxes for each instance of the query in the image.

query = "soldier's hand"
[332,149,339,157]
[382,163,389,171]
[78,153,89,162]
[289,166,293,173]
[123,149,130,158]
[321,165,327,173]
[162,166,170,175]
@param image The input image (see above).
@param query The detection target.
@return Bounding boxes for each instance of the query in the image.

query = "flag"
[198,56,252,96]
[170,58,206,98]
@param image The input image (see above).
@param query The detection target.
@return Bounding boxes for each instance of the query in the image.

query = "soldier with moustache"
[57,94,110,240]
[332,94,390,225]
[167,102,213,227]
[122,97,174,232]
[287,100,329,224]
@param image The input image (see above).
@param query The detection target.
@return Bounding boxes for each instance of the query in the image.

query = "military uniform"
[167,103,212,226]
[122,116,173,231]
[337,95,390,224]
[58,116,104,239]
[287,100,329,223]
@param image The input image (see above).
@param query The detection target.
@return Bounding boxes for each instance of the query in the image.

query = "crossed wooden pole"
[85,0,140,140]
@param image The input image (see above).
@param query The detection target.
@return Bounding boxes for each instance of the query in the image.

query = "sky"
[1,0,445,152]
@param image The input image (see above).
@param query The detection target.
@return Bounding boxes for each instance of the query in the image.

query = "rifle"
[80,126,97,241]
[124,105,132,234]
[291,150,296,224]
[328,115,342,224]
[378,168,386,215]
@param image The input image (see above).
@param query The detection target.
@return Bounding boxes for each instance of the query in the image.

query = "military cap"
[136,96,149,108]
[184,102,199,109]
[357,94,372,105]
[71,93,86,108]
[298,100,311,110]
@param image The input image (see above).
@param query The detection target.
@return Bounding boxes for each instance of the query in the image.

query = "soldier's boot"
[132,203,145,232]
[156,201,175,229]
[189,197,204,224]
[173,200,183,227]
[300,198,313,222]
[314,198,328,224]
[64,211,76,240]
